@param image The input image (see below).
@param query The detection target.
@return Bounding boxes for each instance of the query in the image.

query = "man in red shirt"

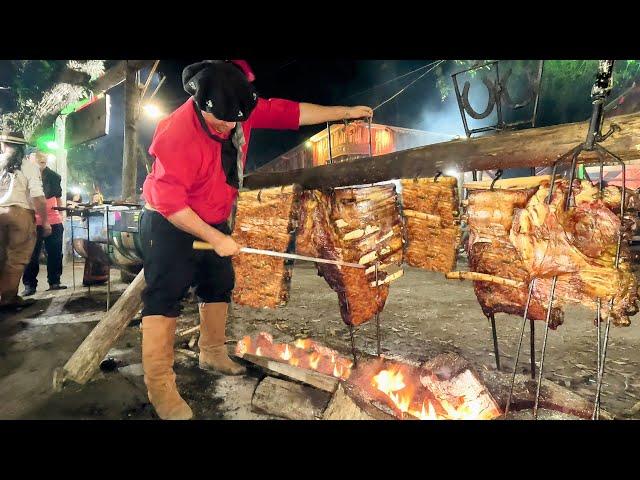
[140,60,372,420]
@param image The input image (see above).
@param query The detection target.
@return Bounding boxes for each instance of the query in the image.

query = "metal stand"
[511,61,626,419]
[374,261,381,356]
[488,313,500,371]
[70,212,75,291]
[529,318,536,379]
[105,204,111,311]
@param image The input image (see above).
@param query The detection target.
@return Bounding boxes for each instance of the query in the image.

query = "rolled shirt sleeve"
[250,98,301,130]
[23,161,44,198]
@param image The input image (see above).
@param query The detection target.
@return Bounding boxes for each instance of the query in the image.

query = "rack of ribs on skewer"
[464,176,639,328]
[400,176,461,273]
[296,184,404,327]
[232,185,301,308]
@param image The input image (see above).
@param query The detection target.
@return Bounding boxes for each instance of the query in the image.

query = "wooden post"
[53,270,145,389]
[53,114,70,260]
[122,62,141,203]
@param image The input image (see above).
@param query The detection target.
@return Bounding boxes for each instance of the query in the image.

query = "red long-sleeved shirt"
[142,97,300,224]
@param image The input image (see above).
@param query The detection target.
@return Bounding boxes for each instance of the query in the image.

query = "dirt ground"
[1,258,640,420]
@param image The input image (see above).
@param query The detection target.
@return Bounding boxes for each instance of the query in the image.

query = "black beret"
[182,60,258,122]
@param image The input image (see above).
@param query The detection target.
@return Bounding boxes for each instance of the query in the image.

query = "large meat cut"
[400,176,461,273]
[232,185,300,308]
[465,176,639,328]
[296,184,404,326]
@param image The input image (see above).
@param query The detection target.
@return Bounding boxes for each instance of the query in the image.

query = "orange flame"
[372,368,406,395]
[309,352,321,370]
[255,347,262,357]
[281,344,292,361]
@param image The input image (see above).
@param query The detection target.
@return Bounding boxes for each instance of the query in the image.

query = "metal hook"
[489,169,503,191]
[434,171,443,182]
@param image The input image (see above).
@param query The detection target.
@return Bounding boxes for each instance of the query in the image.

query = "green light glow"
[45,140,59,149]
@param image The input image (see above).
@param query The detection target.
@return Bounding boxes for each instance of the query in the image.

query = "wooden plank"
[252,377,332,420]
[241,353,339,393]
[56,270,145,386]
[243,112,640,190]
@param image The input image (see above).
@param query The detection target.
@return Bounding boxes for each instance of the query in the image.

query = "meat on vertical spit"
[464,176,639,328]
[296,184,404,326]
[232,185,300,308]
[401,176,461,273]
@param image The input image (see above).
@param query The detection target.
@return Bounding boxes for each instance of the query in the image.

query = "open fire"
[236,333,502,420]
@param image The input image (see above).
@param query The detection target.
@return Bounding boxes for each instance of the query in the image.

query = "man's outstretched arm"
[298,103,373,126]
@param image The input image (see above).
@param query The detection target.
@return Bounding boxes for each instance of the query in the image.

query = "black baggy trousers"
[22,223,64,289]
[140,210,234,318]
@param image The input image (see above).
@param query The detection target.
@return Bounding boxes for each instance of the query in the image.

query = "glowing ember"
[389,391,411,413]
[417,401,438,420]
[281,344,292,361]
[333,363,343,378]
[372,368,406,395]
[255,347,262,356]
[294,339,312,350]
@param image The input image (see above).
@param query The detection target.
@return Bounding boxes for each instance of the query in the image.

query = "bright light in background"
[143,103,163,119]
[46,140,58,150]
[70,186,81,195]
[445,168,459,177]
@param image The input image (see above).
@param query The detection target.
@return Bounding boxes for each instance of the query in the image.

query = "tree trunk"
[244,112,640,190]
[122,62,140,203]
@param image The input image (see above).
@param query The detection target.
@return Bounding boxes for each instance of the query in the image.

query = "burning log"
[323,383,396,420]
[241,353,339,393]
[252,377,332,420]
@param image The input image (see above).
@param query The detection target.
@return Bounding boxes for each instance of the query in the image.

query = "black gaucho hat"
[182,60,258,122]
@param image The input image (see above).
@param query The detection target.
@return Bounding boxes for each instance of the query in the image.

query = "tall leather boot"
[141,315,193,420]
[198,302,246,375]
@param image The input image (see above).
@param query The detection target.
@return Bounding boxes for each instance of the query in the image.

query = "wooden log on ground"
[240,353,339,393]
[53,270,145,389]
[446,271,525,289]
[252,377,332,420]
[323,383,397,420]
[244,112,640,191]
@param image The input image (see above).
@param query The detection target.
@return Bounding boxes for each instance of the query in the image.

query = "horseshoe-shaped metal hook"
[434,171,443,182]
[501,68,536,110]
[461,75,497,120]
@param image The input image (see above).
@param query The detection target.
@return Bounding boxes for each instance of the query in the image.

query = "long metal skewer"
[505,279,536,415]
[529,318,536,379]
[489,313,500,371]
[533,276,558,419]
[374,261,382,356]
[192,241,365,269]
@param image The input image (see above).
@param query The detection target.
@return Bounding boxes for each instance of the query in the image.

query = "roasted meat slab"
[296,184,404,326]
[232,185,300,308]
[465,177,639,328]
[400,176,461,273]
